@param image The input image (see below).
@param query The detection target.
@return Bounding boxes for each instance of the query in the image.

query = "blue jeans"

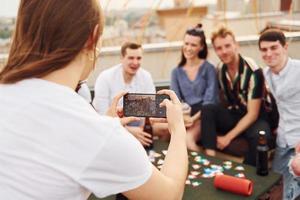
[272,146,300,200]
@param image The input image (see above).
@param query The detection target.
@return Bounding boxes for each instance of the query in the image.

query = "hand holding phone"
[123,93,170,118]
[106,92,140,126]
[157,89,185,132]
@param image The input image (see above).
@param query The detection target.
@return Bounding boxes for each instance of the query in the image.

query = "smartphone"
[123,93,169,118]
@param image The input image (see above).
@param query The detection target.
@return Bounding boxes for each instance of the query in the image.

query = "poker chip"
[192,181,202,187]
[149,157,155,163]
[157,159,164,165]
[192,164,201,170]
[191,151,198,156]
[223,161,233,165]
[162,150,168,155]
[234,166,245,171]
[235,173,246,178]
[202,160,210,166]
[211,164,223,171]
[188,174,196,179]
[223,160,233,170]
[201,173,213,178]
[156,149,248,186]
[190,171,201,176]
[195,157,210,166]
[194,156,201,162]
[223,165,232,170]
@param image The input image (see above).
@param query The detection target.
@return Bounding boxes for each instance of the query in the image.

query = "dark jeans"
[199,104,271,166]
[191,102,202,116]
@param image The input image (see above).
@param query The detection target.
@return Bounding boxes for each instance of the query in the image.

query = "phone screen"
[123,93,169,118]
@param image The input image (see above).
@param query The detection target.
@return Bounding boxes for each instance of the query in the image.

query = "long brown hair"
[0,0,103,84]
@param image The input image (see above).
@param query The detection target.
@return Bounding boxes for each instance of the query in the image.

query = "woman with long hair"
[171,24,219,151]
[0,1,188,199]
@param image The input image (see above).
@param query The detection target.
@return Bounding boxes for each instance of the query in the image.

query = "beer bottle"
[143,117,153,152]
[256,131,269,176]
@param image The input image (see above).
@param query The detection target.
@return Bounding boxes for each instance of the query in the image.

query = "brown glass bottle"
[256,131,269,176]
[143,117,153,152]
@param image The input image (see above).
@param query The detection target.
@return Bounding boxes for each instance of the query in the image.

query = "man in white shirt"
[259,28,300,200]
[93,42,156,147]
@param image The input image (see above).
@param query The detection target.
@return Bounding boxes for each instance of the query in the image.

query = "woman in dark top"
[171,24,219,151]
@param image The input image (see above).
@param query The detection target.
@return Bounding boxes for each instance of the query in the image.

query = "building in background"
[1,0,300,70]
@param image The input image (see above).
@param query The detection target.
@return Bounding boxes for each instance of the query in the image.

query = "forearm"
[226,114,257,140]
[191,111,201,122]
[160,122,188,198]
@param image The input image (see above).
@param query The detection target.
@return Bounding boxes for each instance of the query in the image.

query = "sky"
[0,0,173,17]
[0,0,216,17]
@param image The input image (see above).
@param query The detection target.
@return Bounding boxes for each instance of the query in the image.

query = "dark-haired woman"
[171,24,219,151]
[0,0,188,199]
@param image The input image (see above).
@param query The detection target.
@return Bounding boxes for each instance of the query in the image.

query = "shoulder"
[171,67,180,75]
[94,64,121,88]
[138,68,153,80]
[215,61,224,72]
[204,60,215,67]
[215,62,224,75]
[203,61,217,71]
[97,64,120,80]
[263,66,271,76]
[242,56,261,72]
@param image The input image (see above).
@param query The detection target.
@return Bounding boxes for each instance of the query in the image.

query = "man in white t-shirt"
[93,42,156,147]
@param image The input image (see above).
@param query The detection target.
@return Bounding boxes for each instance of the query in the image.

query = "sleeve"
[92,73,111,114]
[170,68,182,101]
[248,69,264,99]
[202,64,219,105]
[77,122,152,198]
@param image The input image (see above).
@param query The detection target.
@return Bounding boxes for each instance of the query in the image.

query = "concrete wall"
[88,31,300,87]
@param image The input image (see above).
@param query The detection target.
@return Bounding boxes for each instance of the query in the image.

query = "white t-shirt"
[0,79,152,200]
[92,64,156,114]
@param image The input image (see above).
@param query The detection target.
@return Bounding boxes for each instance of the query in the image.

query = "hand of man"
[106,92,140,126]
[290,143,300,177]
[183,115,194,128]
[126,126,152,147]
[157,89,185,133]
[217,136,231,150]
[106,92,126,117]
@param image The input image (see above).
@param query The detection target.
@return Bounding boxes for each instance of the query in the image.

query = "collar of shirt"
[223,54,244,90]
[265,57,291,93]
